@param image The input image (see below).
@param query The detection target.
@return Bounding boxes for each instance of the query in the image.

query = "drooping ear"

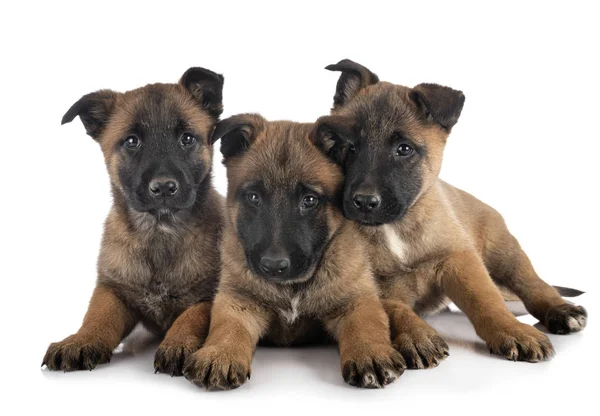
[312,116,356,166]
[211,114,265,160]
[180,67,224,118]
[61,90,120,140]
[410,83,465,131]
[325,59,379,109]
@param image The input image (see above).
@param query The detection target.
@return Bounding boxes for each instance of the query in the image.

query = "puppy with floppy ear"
[182,114,405,390]
[314,59,586,367]
[42,67,226,376]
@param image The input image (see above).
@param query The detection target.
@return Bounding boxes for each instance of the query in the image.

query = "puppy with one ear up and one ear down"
[42,67,225,376]
[182,114,406,390]
[315,59,587,367]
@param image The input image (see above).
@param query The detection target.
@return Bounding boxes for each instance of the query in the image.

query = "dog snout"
[149,178,179,198]
[352,193,381,213]
[260,254,291,277]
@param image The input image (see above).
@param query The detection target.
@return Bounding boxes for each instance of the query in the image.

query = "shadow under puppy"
[183,114,405,389]
[314,59,587,367]
[42,67,225,375]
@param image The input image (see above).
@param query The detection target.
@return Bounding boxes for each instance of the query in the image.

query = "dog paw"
[546,304,587,335]
[154,337,203,377]
[487,323,554,362]
[392,330,449,369]
[183,346,250,390]
[342,344,406,388]
[42,334,112,371]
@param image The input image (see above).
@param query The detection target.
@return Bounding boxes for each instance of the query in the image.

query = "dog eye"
[397,144,413,157]
[180,133,197,147]
[301,195,319,210]
[247,192,261,206]
[124,135,141,149]
[348,144,357,153]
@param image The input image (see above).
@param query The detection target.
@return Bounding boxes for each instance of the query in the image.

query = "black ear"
[325,59,379,109]
[180,67,224,118]
[212,114,264,160]
[61,90,119,140]
[312,116,355,166]
[410,83,465,131]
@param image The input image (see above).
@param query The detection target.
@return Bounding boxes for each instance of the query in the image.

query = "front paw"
[342,344,406,389]
[486,323,554,362]
[546,304,587,335]
[42,334,112,371]
[183,346,251,390]
[392,329,449,369]
[154,337,203,377]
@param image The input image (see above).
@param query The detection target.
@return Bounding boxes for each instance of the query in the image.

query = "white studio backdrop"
[0,1,598,415]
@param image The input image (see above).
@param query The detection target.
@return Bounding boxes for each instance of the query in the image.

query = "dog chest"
[382,224,410,265]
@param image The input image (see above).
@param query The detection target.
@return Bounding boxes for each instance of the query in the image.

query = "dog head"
[62,67,224,222]
[315,59,465,225]
[213,114,344,283]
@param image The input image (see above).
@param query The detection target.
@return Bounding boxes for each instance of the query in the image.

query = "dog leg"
[327,295,406,388]
[183,294,269,390]
[440,250,554,362]
[154,301,212,376]
[42,285,138,371]
[492,242,587,335]
[383,299,449,369]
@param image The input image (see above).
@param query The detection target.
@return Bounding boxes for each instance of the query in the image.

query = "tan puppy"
[313,59,587,368]
[183,114,405,389]
[42,68,225,375]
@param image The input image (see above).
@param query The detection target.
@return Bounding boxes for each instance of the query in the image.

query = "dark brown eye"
[247,192,261,206]
[124,135,141,149]
[348,144,357,153]
[302,195,319,210]
[397,143,413,157]
[180,133,196,147]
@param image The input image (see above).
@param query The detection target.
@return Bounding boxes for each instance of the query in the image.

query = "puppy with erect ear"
[182,114,405,390]
[42,67,226,376]
[314,59,586,367]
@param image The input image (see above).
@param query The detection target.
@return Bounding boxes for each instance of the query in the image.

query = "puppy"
[182,114,405,389]
[314,59,587,367]
[42,67,225,376]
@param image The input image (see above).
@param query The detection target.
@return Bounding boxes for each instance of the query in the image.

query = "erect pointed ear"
[312,115,356,166]
[180,67,224,118]
[211,114,265,160]
[61,90,120,140]
[325,59,379,109]
[410,83,465,131]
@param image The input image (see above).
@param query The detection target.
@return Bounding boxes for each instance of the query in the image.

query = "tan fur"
[183,116,405,389]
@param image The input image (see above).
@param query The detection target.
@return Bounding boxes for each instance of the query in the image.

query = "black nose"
[260,256,290,277]
[352,194,381,213]
[149,178,179,198]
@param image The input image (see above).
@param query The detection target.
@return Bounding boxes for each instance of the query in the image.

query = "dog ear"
[180,67,224,118]
[61,90,120,140]
[312,116,356,166]
[325,59,379,109]
[212,114,265,160]
[410,83,465,131]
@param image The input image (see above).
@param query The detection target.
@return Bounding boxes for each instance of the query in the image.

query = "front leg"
[154,301,212,377]
[326,295,406,389]
[42,285,138,371]
[383,299,449,369]
[183,293,269,390]
[440,250,554,362]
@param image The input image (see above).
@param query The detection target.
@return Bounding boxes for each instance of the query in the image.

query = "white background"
[0,1,598,415]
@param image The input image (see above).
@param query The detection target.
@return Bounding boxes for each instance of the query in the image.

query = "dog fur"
[182,114,405,389]
[314,59,587,367]
[42,67,225,375]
